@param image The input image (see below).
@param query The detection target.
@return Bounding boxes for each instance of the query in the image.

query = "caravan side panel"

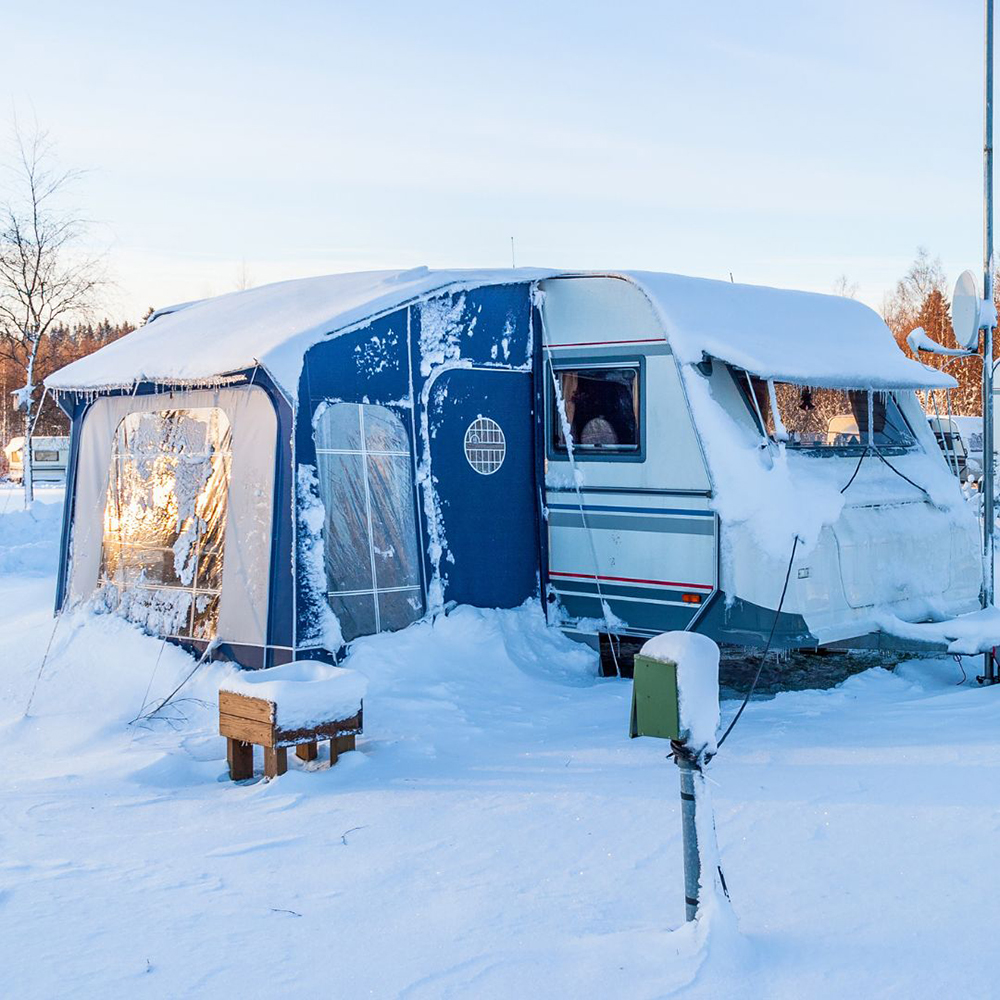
[539,276,717,638]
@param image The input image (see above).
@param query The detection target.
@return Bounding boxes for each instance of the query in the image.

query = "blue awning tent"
[47,269,551,667]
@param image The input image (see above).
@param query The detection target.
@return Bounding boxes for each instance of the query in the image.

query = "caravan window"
[99,408,232,640]
[314,403,424,643]
[741,375,915,451]
[551,365,640,454]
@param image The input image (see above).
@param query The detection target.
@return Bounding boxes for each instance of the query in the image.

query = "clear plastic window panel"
[314,403,424,642]
[553,367,639,452]
[99,408,232,639]
[744,376,914,451]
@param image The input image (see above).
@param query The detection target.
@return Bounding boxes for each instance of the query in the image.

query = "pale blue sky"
[4,0,990,319]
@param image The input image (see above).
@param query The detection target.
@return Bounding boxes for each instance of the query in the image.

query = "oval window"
[464,417,506,475]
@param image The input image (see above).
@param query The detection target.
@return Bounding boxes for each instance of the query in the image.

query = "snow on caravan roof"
[45,266,952,397]
[625,271,955,390]
[45,267,555,399]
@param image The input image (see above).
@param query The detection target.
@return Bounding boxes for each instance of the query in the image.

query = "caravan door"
[426,367,539,609]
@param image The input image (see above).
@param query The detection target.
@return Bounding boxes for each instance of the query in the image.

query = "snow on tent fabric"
[47,271,545,670]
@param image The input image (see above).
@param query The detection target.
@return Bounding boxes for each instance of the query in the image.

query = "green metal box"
[629,653,681,740]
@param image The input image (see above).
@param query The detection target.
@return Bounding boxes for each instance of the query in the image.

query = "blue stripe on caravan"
[547,502,714,517]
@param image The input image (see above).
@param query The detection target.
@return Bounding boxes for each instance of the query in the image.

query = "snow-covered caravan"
[537,274,981,650]
[44,267,981,670]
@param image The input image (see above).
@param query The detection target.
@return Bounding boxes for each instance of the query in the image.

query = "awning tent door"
[67,385,277,650]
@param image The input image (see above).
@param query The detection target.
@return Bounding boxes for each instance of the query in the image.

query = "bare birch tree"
[832,274,859,299]
[0,124,103,504]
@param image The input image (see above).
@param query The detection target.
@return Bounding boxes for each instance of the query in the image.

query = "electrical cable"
[954,654,968,685]
[871,447,931,498]
[129,637,169,730]
[839,444,930,501]
[840,446,870,494]
[23,607,66,717]
[136,638,219,721]
[538,298,621,675]
[716,534,800,749]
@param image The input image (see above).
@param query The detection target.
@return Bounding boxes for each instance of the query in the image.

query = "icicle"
[766,379,789,442]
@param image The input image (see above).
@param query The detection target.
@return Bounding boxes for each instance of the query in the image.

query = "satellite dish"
[952,270,982,349]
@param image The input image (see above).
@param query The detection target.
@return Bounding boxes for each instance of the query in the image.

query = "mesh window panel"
[315,451,374,593]
[315,403,425,642]
[99,408,231,640]
[367,453,422,591]
[378,588,425,632]
[328,591,378,641]
[313,402,363,452]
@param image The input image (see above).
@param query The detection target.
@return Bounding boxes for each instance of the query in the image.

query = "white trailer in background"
[927,416,978,483]
[4,436,70,484]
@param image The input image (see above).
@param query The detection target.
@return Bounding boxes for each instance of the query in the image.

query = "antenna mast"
[983,0,996,682]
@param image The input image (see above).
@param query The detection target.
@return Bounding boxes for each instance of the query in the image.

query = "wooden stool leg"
[335,734,356,755]
[295,741,317,762]
[264,746,287,779]
[329,739,339,767]
[228,738,253,781]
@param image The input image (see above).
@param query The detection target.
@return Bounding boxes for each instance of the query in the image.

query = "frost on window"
[98,408,232,640]
[314,402,424,642]
[741,376,915,452]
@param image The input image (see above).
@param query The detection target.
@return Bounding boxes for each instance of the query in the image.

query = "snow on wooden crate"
[219,660,367,747]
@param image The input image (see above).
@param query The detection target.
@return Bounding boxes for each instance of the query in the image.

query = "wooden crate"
[219,689,363,780]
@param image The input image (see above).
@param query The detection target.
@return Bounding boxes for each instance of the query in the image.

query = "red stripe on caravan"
[549,571,714,590]
[549,337,665,348]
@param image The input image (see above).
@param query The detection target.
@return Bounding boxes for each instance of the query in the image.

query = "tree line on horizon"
[0,319,136,445]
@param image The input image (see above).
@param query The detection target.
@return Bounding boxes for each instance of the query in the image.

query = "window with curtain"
[314,403,424,642]
[551,365,640,453]
[99,408,232,639]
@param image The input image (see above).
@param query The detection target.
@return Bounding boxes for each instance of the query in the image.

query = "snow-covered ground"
[4,487,1000,998]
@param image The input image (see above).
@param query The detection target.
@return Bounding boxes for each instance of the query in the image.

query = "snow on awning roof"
[46,266,955,398]
[624,271,956,390]
[45,267,555,399]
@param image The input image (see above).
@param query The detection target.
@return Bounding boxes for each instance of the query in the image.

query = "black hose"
[872,447,931,499]
[717,534,800,749]
[840,447,870,494]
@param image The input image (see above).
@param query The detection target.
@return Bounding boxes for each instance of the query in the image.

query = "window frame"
[546,355,646,464]
[730,367,918,457]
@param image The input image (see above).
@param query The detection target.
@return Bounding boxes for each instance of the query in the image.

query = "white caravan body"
[538,274,981,650]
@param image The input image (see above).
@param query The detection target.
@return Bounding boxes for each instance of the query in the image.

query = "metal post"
[984,0,996,684]
[676,751,701,921]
